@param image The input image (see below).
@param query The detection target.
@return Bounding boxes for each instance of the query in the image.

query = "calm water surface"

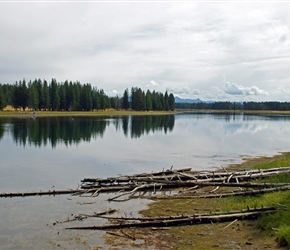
[0,113,290,249]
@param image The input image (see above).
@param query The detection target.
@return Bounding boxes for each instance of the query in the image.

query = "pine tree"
[59,84,66,111]
[0,84,6,110]
[27,80,39,110]
[122,88,129,110]
[146,89,152,111]
[15,79,28,111]
[168,93,175,111]
[42,80,50,111]
[49,78,60,111]
[164,91,169,111]
[36,79,43,110]
[92,87,100,111]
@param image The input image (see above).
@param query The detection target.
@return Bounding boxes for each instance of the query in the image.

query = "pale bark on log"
[0,189,79,198]
[80,167,290,190]
[1,167,289,198]
[56,208,117,224]
[96,206,277,222]
[148,185,290,200]
[66,207,277,230]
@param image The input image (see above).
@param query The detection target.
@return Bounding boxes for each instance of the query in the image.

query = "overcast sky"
[1,1,290,101]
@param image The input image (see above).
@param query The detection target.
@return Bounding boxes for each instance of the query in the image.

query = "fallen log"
[66,206,277,230]
[96,206,277,222]
[2,166,289,198]
[81,167,193,183]
[55,208,117,224]
[180,181,289,188]
[148,185,290,200]
[80,167,290,189]
[0,189,80,198]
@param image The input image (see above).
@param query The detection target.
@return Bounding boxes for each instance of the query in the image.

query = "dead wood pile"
[63,166,289,230]
[1,166,289,199]
[79,166,290,201]
[1,166,289,231]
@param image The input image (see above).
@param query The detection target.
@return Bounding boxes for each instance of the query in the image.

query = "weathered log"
[1,166,289,198]
[81,167,193,183]
[56,208,117,224]
[80,167,290,190]
[148,185,290,199]
[181,181,289,188]
[0,189,80,198]
[96,206,277,222]
[66,207,277,230]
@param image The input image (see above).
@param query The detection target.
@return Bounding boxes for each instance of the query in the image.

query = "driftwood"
[85,167,290,201]
[1,166,289,198]
[148,185,290,200]
[66,206,277,230]
[95,206,275,221]
[0,189,80,198]
[54,208,117,224]
[81,167,290,189]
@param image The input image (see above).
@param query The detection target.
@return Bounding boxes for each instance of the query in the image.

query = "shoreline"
[104,152,290,249]
[0,110,178,117]
[1,109,290,117]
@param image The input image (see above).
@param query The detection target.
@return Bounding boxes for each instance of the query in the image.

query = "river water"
[0,112,290,249]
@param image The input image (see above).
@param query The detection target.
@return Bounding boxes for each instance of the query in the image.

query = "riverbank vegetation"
[0,108,176,117]
[99,153,290,249]
[2,78,290,114]
[136,153,290,249]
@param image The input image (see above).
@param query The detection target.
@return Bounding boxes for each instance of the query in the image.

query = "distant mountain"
[175,96,213,103]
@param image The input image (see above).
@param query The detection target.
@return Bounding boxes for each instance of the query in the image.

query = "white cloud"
[147,80,159,87]
[278,87,286,93]
[224,82,269,96]
[112,90,118,95]
[0,2,290,101]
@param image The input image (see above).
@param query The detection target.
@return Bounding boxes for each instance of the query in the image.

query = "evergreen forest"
[1,79,290,112]
[0,79,175,112]
[175,101,290,111]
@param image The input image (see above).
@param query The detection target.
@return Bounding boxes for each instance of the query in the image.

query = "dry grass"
[0,109,177,117]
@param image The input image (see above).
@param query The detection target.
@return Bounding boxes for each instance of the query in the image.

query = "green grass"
[214,156,290,246]
[140,152,290,248]
[277,226,290,246]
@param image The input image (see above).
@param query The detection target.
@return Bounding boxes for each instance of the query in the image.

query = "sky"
[1,1,290,102]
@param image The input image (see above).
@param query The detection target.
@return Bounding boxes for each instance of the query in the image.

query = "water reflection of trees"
[130,115,175,138]
[0,115,175,147]
[0,120,4,141]
[7,117,108,148]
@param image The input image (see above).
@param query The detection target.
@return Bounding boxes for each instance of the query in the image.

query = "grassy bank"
[2,108,290,117]
[0,109,177,117]
[136,153,290,249]
[104,153,290,249]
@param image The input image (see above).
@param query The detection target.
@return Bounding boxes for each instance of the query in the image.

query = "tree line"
[175,101,290,111]
[0,79,175,111]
